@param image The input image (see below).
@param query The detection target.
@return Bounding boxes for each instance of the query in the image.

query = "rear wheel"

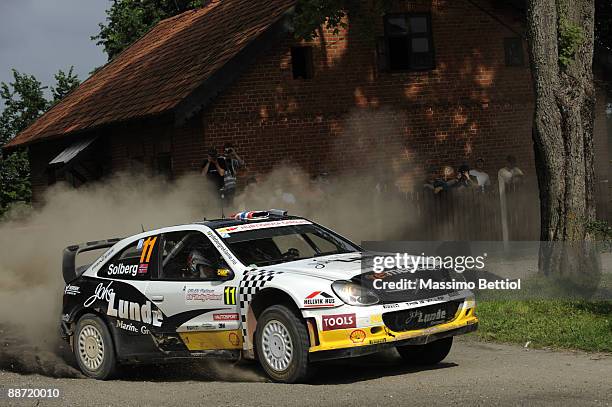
[255,305,311,383]
[74,314,117,379]
[396,337,453,365]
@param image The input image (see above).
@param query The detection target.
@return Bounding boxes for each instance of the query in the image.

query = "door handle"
[151,295,164,302]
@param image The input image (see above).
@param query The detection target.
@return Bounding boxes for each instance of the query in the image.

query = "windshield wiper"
[314,250,353,257]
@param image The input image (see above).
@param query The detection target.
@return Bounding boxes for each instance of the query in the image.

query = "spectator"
[455,163,477,188]
[441,165,459,189]
[498,155,524,186]
[201,147,226,195]
[221,143,245,204]
[469,158,491,190]
[423,166,445,194]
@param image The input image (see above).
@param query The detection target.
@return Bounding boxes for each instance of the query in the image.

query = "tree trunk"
[526,0,599,286]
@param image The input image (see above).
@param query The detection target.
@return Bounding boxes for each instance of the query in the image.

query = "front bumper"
[309,323,477,362]
[305,293,478,361]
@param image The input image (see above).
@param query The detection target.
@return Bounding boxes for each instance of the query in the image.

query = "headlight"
[331,280,379,306]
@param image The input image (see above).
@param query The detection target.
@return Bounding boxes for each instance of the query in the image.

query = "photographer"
[220,143,245,204]
[455,164,476,188]
[201,147,227,195]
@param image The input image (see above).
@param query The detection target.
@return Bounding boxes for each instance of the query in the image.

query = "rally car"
[60,210,478,383]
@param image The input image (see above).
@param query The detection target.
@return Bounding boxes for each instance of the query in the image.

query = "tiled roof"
[7,0,295,148]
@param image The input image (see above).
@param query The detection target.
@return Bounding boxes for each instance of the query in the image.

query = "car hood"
[262,252,366,281]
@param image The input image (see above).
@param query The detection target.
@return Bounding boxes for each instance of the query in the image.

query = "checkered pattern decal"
[239,270,283,350]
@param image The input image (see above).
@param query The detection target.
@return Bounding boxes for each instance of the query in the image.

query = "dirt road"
[0,337,610,406]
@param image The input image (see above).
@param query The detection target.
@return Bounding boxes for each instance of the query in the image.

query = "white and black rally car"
[61,210,478,383]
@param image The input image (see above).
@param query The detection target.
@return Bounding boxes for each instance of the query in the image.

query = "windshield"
[217,222,360,267]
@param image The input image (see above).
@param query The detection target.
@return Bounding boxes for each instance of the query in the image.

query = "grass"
[474,299,612,352]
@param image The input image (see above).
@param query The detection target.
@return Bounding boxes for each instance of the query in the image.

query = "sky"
[0,0,109,105]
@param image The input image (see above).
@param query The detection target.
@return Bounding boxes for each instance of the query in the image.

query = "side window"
[291,46,314,79]
[504,37,524,67]
[383,13,435,71]
[98,236,159,279]
[160,231,226,281]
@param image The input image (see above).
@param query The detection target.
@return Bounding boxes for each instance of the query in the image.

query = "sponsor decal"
[84,281,114,307]
[116,319,138,333]
[405,296,447,308]
[84,281,163,327]
[364,272,389,280]
[215,219,312,235]
[409,309,447,324]
[205,230,238,265]
[108,263,139,277]
[214,313,239,321]
[369,338,387,345]
[138,264,148,274]
[304,291,336,308]
[64,285,80,296]
[321,314,356,331]
[370,314,383,324]
[185,287,223,303]
[224,287,237,305]
[91,248,113,270]
[383,303,400,309]
[228,332,241,346]
[185,323,217,331]
[116,319,150,334]
[349,329,366,344]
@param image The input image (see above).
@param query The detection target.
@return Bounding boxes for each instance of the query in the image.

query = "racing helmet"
[187,249,214,277]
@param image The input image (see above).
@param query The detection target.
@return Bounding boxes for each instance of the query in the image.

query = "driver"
[187,250,216,279]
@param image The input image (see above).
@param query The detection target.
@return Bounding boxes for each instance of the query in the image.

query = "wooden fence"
[388,185,541,241]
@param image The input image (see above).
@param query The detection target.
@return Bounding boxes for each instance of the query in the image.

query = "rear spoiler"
[62,238,123,283]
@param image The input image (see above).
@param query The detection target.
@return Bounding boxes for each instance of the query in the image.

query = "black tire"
[255,305,311,383]
[396,337,453,365]
[74,314,118,380]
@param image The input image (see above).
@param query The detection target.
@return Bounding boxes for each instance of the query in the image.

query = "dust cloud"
[0,163,416,378]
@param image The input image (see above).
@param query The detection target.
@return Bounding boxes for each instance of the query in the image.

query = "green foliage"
[0,151,31,216]
[293,0,348,40]
[557,15,584,68]
[586,219,612,251]
[93,0,205,60]
[51,67,80,104]
[476,299,612,352]
[0,71,48,146]
[293,0,392,40]
[0,69,80,217]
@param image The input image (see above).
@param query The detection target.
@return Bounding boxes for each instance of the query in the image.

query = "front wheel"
[255,305,311,383]
[74,314,117,379]
[396,337,453,365]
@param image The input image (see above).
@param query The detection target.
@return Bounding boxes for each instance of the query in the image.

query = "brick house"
[4,0,611,215]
